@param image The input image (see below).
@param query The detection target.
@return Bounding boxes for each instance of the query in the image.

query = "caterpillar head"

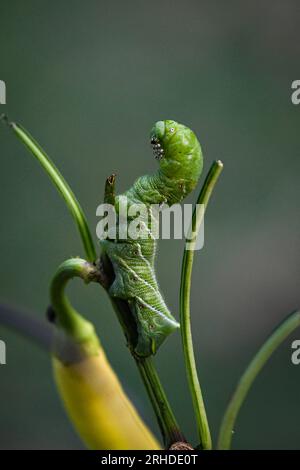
[150,120,203,195]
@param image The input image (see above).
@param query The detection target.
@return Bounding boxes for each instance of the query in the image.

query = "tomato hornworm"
[101,120,203,357]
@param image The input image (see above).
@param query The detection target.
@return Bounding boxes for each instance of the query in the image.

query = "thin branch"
[2,117,96,262]
[104,173,116,205]
[180,160,223,450]
[136,357,185,448]
[104,287,185,448]
[217,310,300,450]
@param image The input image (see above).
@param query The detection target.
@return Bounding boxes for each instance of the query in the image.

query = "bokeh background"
[0,0,299,449]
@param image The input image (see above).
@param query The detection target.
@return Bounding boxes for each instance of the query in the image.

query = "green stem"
[101,240,184,448]
[105,288,184,448]
[50,258,100,355]
[217,310,300,450]
[180,160,223,450]
[7,119,96,262]
[136,357,185,448]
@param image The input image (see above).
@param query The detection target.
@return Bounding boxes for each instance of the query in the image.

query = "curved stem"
[7,119,96,262]
[50,258,101,355]
[217,310,300,450]
[180,160,223,450]
[136,357,185,448]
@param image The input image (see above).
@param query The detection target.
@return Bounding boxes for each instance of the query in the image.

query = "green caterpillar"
[101,120,203,357]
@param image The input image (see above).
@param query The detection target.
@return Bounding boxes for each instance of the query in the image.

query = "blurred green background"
[0,0,299,449]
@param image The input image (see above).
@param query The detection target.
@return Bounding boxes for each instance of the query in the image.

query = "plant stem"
[7,119,96,262]
[50,258,101,355]
[180,160,223,450]
[100,252,184,448]
[136,357,185,448]
[217,310,300,450]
